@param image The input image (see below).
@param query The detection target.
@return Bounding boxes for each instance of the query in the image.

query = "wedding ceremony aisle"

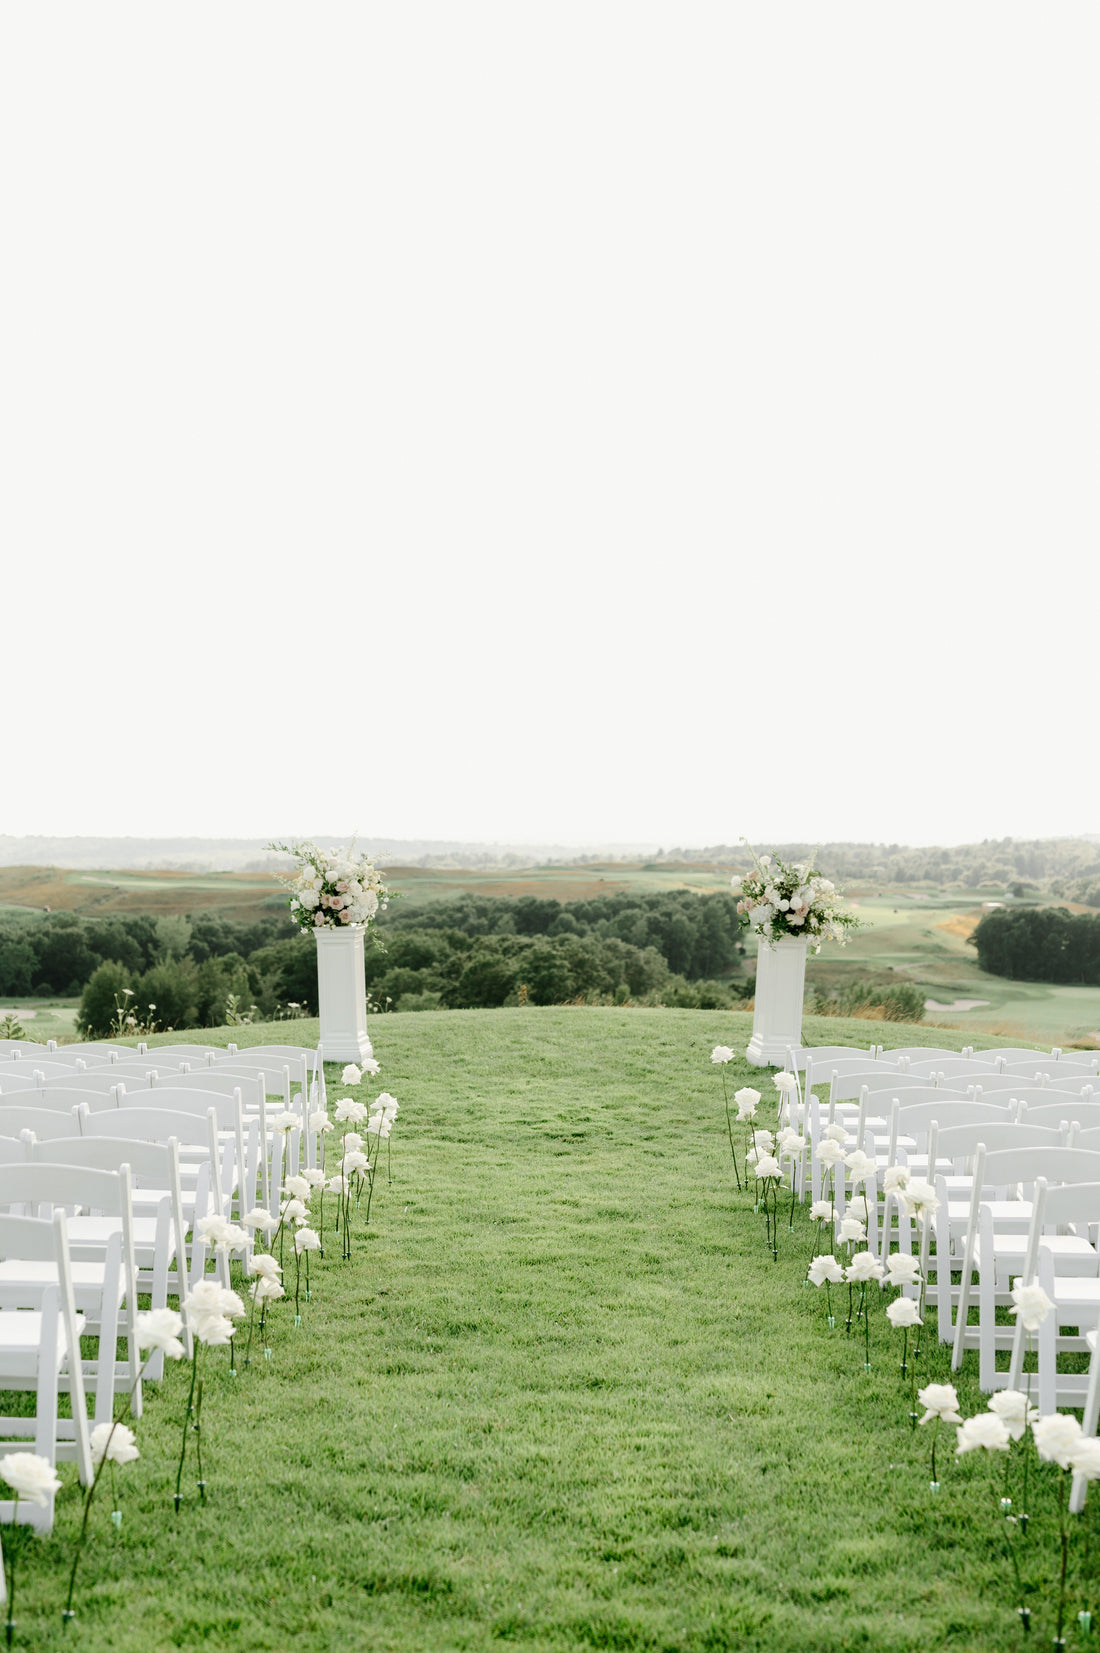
[7,1009,1038,1651]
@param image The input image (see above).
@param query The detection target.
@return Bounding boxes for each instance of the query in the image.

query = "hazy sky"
[3,4,1096,852]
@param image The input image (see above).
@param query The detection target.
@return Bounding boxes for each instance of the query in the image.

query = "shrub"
[806,981,926,1023]
[77,961,134,1037]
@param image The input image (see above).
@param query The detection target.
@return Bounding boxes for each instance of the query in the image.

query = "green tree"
[77,961,134,1038]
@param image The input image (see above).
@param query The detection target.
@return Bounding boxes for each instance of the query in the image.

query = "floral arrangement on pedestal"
[732,844,859,952]
[268,840,390,933]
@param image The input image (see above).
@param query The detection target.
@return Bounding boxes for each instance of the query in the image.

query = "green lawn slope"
[6,1008,1081,1652]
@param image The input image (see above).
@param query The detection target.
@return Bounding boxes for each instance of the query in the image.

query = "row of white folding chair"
[30,1135,194,1367]
[0,1160,140,1429]
[0,1209,93,1527]
[6,1081,254,1221]
[3,1100,235,1296]
[1,1076,279,1221]
[0,1097,229,1246]
[943,1141,1100,1391]
[0,1044,128,1070]
[827,1100,1023,1254]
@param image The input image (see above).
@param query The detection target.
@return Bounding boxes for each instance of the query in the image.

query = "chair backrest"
[0,1134,28,1165]
[217,1043,321,1074]
[215,1063,295,1103]
[0,1071,49,1094]
[1000,1062,1093,1084]
[41,1071,137,1094]
[0,1159,131,1220]
[933,1121,1066,1164]
[83,1104,216,1152]
[830,1072,948,1103]
[893,1097,1014,1138]
[879,1047,976,1066]
[135,1045,219,1065]
[0,1060,70,1080]
[88,1064,162,1083]
[1070,1126,1100,1152]
[1023,1102,1100,1131]
[967,1142,1100,1192]
[0,1042,51,1057]
[966,1076,1088,1098]
[972,1048,1055,1065]
[27,1086,124,1113]
[122,1087,241,1129]
[163,1071,265,1108]
[804,1057,881,1091]
[28,1132,179,1189]
[55,1044,130,1063]
[1008,1085,1095,1110]
[903,1058,998,1080]
[0,1105,82,1138]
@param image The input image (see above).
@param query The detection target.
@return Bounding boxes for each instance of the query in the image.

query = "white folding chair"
[134,1087,254,1224]
[0,1105,83,1140]
[948,1143,1100,1391]
[0,1161,142,1424]
[87,1104,225,1287]
[0,1209,94,1507]
[1003,1179,1100,1414]
[29,1135,192,1374]
[41,1071,137,1096]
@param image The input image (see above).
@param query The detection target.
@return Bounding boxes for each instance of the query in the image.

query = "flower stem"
[194,1375,205,1500]
[1056,1469,1069,1648]
[722,1076,743,1192]
[175,1345,200,1513]
[5,1498,19,1647]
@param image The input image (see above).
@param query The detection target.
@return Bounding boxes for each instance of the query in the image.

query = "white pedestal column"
[746,936,808,1067]
[314,926,374,1063]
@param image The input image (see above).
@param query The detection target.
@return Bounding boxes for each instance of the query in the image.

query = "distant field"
[2,861,1098,1045]
[0,863,289,922]
[807,888,1100,1046]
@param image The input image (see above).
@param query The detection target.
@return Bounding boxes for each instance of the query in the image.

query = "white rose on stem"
[956,1415,1011,1455]
[0,1452,62,1506]
[917,1383,962,1425]
[1010,1281,1054,1331]
[136,1308,186,1359]
[91,1422,140,1466]
[987,1390,1038,1442]
[1032,1412,1084,1469]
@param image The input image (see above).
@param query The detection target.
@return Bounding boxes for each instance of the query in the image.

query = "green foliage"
[0,1012,26,1039]
[0,910,292,1004]
[77,960,134,1037]
[194,953,253,1027]
[382,889,745,983]
[970,906,1100,985]
[154,914,193,961]
[807,980,926,1022]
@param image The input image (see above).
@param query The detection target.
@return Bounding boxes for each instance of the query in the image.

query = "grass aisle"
[15,1010,1052,1651]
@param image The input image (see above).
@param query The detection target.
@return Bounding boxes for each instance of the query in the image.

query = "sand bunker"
[924,998,990,1012]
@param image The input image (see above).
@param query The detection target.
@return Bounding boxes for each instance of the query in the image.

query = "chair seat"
[974,1233,1098,1276]
[1051,1278,1100,1307]
[0,1259,125,1310]
[0,1308,85,1370]
[949,1200,1033,1228]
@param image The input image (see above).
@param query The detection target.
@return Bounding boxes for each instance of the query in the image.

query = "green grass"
[4,1008,1091,1650]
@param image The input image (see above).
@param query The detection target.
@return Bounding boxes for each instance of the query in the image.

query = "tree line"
[969,906,1100,985]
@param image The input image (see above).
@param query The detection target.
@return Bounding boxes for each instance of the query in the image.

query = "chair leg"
[1070,1337,1100,1513]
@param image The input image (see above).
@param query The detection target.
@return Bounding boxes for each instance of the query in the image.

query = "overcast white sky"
[2,4,1096,852]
